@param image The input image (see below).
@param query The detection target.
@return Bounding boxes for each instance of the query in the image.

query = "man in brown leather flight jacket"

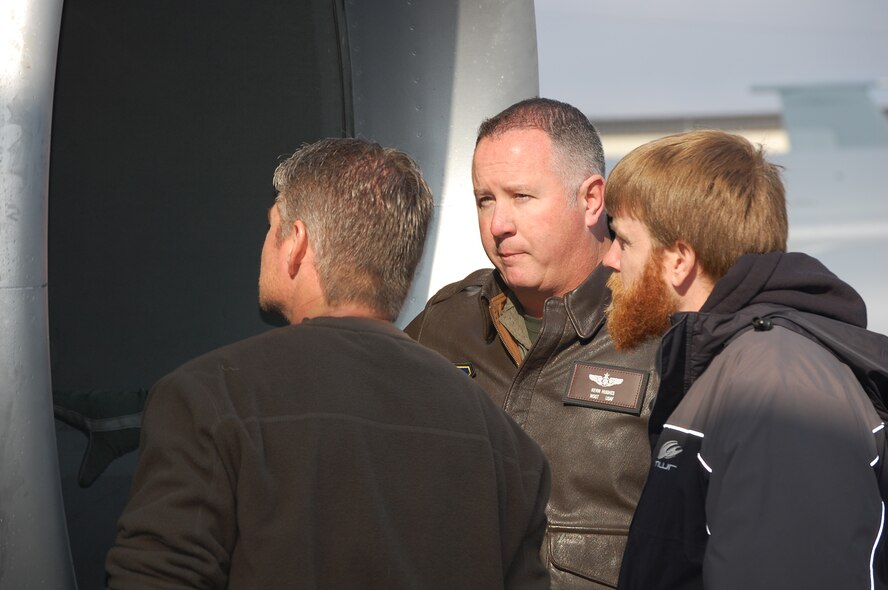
[406,98,660,589]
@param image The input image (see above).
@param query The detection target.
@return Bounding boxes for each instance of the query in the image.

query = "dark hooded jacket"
[618,252,888,590]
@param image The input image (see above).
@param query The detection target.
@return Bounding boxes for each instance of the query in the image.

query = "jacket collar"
[564,264,611,339]
[478,265,611,341]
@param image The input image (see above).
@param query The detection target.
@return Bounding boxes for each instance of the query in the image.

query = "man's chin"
[605,266,676,351]
[607,307,672,352]
[495,265,538,290]
[258,293,287,323]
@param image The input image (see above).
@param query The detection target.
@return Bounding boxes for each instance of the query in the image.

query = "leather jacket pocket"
[548,530,628,589]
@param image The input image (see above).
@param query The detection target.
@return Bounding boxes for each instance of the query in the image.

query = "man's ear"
[662,240,698,290]
[662,240,716,311]
[579,175,606,229]
[286,219,309,277]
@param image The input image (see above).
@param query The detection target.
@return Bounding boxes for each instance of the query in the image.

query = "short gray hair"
[477,97,605,198]
[273,138,434,320]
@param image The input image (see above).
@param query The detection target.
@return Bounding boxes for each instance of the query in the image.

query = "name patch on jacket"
[564,363,648,415]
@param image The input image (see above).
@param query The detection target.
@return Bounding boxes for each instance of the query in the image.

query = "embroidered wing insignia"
[589,372,624,388]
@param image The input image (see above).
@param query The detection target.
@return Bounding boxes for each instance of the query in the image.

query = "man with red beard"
[604,130,888,590]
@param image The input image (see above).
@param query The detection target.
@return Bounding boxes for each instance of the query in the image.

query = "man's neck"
[509,263,600,318]
[676,270,717,313]
[510,291,547,319]
[287,301,391,325]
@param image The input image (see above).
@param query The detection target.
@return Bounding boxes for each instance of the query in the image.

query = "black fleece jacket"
[619,252,888,590]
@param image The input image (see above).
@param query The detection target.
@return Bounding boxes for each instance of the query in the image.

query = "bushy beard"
[606,252,678,351]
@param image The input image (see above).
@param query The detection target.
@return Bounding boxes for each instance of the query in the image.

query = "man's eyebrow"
[505,183,534,194]
[473,183,533,197]
[610,221,628,243]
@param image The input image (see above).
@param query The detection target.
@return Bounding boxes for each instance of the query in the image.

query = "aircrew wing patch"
[564,362,648,415]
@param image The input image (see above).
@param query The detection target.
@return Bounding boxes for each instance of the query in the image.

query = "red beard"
[606,252,678,351]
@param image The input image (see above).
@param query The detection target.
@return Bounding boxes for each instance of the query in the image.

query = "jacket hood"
[649,252,872,440]
[700,251,867,328]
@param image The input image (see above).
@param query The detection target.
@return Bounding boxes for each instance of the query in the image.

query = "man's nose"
[489,203,516,238]
[602,240,621,271]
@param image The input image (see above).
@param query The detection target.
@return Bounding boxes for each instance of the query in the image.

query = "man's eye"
[476,196,493,208]
[515,193,531,200]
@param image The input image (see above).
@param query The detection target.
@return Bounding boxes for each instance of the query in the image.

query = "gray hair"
[273,138,434,320]
[477,97,605,199]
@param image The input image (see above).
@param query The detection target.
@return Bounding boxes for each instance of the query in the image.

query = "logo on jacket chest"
[655,440,683,471]
[563,362,648,415]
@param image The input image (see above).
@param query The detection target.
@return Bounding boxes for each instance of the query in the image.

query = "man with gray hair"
[106,138,551,589]
[407,98,661,589]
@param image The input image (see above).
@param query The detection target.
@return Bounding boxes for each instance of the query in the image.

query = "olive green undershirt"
[499,293,543,360]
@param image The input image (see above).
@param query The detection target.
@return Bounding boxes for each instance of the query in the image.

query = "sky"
[535,0,888,120]
[535,0,888,334]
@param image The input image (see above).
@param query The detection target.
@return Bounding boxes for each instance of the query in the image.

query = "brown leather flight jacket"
[406,266,660,589]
